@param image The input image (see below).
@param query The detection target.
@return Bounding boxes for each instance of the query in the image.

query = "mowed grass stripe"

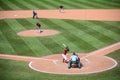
[39,19,82,52]
[93,21,120,35]
[24,19,56,55]
[1,0,120,11]
[39,19,64,30]
[47,20,83,51]
[29,0,55,10]
[59,0,91,8]
[38,37,64,54]
[0,0,12,10]
[24,0,53,9]
[10,19,53,56]
[44,0,68,9]
[4,19,39,56]
[94,0,120,8]
[2,0,21,10]
[16,19,34,30]
[64,20,115,44]
[55,0,79,9]
[50,19,104,49]
[0,7,3,10]
[88,21,120,41]
[66,21,114,47]
[41,0,59,9]
[17,20,52,56]
[28,0,55,9]
[76,0,115,8]
[110,0,120,5]
[10,0,30,10]
[40,19,85,52]
[91,0,120,8]
[38,19,86,52]
[16,0,39,10]
[26,0,46,9]
[1,20,30,55]
[25,18,64,54]
[104,21,120,29]
[49,20,101,48]
[72,0,98,8]
[47,19,95,52]
[28,0,47,9]
[76,0,106,8]
[0,28,15,54]
[75,20,117,43]
[80,21,120,41]
[4,20,37,56]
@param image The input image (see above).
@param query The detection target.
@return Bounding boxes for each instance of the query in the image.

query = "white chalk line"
[14,14,17,16]
[0,42,120,74]
[29,42,120,74]
[84,58,90,63]
[79,42,120,64]
[28,56,118,75]
[84,42,120,57]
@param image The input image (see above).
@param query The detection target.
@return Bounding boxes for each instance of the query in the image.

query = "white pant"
[38,28,41,32]
[62,54,67,60]
[59,9,64,13]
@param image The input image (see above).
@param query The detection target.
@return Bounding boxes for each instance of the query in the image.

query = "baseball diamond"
[0,42,119,74]
[0,0,120,80]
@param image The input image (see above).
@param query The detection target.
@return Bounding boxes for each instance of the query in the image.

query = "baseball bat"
[62,43,67,47]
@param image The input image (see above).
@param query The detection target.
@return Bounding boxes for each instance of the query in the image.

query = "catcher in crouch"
[62,46,70,63]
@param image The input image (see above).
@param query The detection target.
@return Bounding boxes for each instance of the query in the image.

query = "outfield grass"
[0,18,120,80]
[0,19,120,56]
[0,0,120,80]
[0,0,120,10]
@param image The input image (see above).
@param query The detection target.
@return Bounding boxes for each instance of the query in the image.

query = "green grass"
[0,0,120,10]
[0,0,120,80]
[0,50,120,80]
[1,19,120,56]
[0,18,120,80]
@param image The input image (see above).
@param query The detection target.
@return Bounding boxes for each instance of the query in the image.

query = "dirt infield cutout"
[0,42,120,75]
[29,54,117,74]
[17,29,60,37]
[0,9,120,21]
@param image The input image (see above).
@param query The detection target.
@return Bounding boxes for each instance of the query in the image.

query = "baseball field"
[0,0,120,80]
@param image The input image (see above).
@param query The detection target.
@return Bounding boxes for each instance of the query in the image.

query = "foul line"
[84,42,120,58]
[0,42,120,75]
[0,42,120,63]
[28,56,118,75]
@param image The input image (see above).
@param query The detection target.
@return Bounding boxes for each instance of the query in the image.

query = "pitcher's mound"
[29,54,117,75]
[17,29,60,37]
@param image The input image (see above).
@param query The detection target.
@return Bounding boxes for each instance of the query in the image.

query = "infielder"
[33,10,38,19]
[59,5,64,13]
